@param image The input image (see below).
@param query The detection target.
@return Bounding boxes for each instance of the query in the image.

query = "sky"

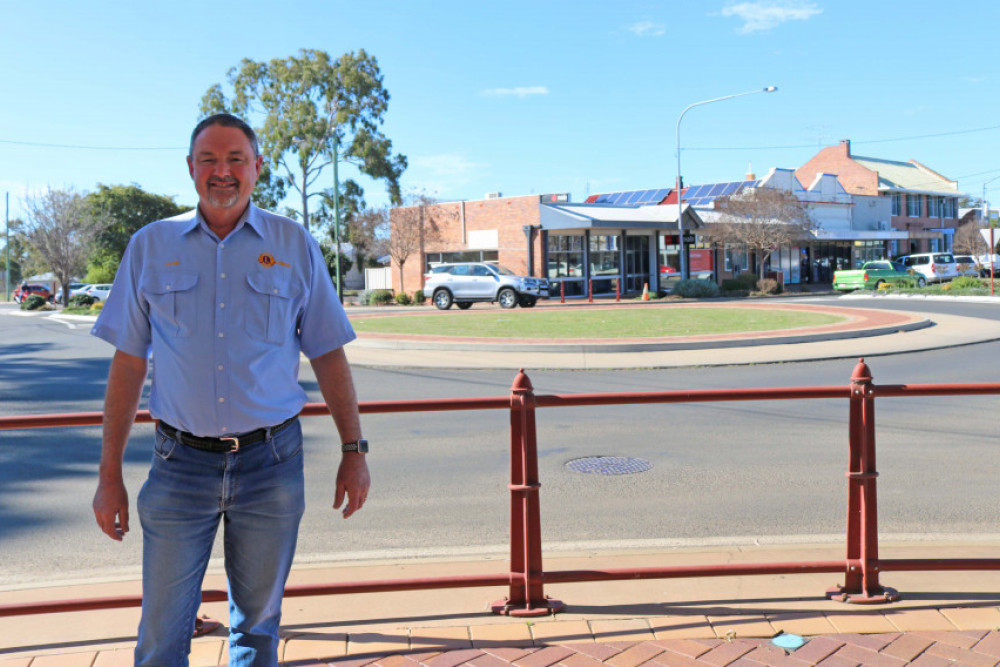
[2,0,1000,223]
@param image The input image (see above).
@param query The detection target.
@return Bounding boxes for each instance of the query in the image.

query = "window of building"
[927,196,940,218]
[891,193,902,216]
[546,234,584,278]
[854,240,886,267]
[943,198,957,218]
[906,194,923,217]
[724,244,749,272]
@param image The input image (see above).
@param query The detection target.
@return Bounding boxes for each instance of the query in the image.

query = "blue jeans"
[135,420,305,667]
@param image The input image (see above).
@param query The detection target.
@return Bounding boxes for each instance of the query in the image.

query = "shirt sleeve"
[296,234,356,360]
[90,235,153,359]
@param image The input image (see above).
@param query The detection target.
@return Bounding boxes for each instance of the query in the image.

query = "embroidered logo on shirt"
[165,261,180,266]
[258,253,291,268]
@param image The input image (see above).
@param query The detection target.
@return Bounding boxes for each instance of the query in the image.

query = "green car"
[832,260,925,291]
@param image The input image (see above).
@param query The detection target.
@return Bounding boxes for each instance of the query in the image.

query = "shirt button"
[220,243,225,249]
[218,332,225,338]
[218,397,225,403]
[217,365,224,371]
[165,284,172,290]
[219,302,225,308]
[273,288,279,293]
[220,273,227,279]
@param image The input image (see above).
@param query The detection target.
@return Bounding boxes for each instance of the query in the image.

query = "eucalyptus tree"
[200,48,407,233]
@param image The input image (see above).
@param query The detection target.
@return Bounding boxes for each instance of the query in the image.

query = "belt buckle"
[221,436,241,453]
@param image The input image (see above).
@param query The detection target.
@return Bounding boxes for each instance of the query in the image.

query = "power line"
[686,123,1000,151]
[0,139,184,151]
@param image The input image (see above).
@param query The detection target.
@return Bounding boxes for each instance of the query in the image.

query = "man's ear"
[187,155,195,180]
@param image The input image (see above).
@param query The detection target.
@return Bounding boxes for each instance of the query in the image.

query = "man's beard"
[205,179,241,208]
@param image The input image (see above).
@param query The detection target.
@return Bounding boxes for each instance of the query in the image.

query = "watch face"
[344,439,369,453]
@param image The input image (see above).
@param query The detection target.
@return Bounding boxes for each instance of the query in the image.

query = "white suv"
[897,253,959,283]
[423,262,549,310]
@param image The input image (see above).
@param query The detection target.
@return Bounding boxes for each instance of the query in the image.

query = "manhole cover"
[566,456,652,475]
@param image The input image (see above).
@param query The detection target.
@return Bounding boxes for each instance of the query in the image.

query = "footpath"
[5,295,1000,666]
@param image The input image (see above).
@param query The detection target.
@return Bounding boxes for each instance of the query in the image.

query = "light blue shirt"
[92,205,356,437]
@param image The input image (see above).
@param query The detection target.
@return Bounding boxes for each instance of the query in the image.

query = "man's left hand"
[334,452,370,519]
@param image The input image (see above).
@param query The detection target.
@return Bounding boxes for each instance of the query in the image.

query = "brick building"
[796,139,962,256]
[389,193,704,299]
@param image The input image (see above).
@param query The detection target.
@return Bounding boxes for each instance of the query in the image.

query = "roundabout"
[343,299,1000,370]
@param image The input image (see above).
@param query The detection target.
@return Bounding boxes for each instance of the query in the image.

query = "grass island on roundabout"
[347,301,931,351]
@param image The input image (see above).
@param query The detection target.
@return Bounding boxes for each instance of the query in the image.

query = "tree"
[706,188,815,280]
[200,48,407,232]
[953,220,991,255]
[0,219,29,295]
[388,193,442,294]
[347,204,389,271]
[22,189,102,306]
[85,184,188,283]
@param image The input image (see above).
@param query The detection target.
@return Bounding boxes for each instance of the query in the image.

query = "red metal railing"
[3,358,1000,619]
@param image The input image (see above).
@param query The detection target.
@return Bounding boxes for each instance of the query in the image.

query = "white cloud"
[626,20,666,37]
[720,1,822,33]
[481,86,549,98]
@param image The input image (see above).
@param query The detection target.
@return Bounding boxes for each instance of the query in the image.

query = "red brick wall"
[796,140,879,196]
[391,195,543,294]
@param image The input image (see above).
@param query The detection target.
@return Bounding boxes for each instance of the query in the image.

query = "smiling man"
[91,113,370,667]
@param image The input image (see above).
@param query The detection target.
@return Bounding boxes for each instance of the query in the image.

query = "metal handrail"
[4,359,1000,619]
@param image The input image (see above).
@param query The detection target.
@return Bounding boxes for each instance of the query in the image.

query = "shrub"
[90,301,104,313]
[394,292,412,306]
[672,279,720,298]
[756,278,781,295]
[70,294,96,307]
[720,279,748,294]
[412,290,426,305]
[951,276,983,290]
[21,295,46,311]
[370,289,394,305]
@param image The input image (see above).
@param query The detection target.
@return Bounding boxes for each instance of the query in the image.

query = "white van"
[896,253,959,283]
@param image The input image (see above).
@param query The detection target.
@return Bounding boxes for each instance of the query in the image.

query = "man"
[91,113,370,666]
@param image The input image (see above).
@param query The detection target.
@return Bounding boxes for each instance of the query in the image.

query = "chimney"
[745,161,755,181]
[840,139,851,156]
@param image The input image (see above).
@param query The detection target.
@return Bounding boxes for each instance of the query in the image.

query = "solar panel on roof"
[708,183,725,196]
[721,182,739,195]
[624,190,645,204]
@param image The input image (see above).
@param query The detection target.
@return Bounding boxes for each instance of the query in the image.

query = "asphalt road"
[1,297,999,589]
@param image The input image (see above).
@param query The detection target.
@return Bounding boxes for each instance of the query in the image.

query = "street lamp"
[675,86,777,279]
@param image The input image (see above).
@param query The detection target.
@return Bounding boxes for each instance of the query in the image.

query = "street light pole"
[331,136,342,301]
[675,86,777,280]
[5,192,9,302]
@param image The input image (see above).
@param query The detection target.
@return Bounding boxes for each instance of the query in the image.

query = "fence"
[364,267,392,291]
[3,358,1000,620]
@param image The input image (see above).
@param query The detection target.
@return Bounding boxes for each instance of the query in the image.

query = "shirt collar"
[186,203,264,239]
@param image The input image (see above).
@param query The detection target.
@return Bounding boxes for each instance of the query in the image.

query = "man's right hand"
[93,479,130,541]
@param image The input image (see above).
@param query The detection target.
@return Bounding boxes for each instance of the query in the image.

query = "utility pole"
[5,192,9,302]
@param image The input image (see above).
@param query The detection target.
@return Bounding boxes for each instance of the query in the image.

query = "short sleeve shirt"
[91,205,356,436]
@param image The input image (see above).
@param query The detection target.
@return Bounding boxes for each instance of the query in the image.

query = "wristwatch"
[342,439,369,454]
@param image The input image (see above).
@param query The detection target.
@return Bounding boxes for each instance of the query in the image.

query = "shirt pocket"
[245,271,302,344]
[142,272,198,337]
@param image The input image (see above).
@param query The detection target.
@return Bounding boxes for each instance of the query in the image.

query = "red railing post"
[560,280,565,303]
[827,358,898,603]
[492,370,564,616]
[588,279,593,303]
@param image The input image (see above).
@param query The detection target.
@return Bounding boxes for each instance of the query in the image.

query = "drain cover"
[566,456,652,475]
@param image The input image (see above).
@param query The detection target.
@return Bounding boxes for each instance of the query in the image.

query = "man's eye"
[199,158,216,165]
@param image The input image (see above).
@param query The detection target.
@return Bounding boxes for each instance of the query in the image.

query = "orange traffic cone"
[641,283,649,301]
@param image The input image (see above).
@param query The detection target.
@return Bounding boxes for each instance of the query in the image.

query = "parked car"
[953,255,985,277]
[55,282,91,301]
[423,262,549,310]
[13,284,53,303]
[832,260,924,291]
[896,253,959,283]
[84,284,113,301]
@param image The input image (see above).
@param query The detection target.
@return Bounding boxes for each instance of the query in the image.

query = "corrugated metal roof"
[852,155,958,195]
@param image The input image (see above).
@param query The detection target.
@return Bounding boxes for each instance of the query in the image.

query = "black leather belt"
[158,416,298,453]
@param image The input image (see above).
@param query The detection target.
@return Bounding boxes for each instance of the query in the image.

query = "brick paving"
[267,632,1000,667]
